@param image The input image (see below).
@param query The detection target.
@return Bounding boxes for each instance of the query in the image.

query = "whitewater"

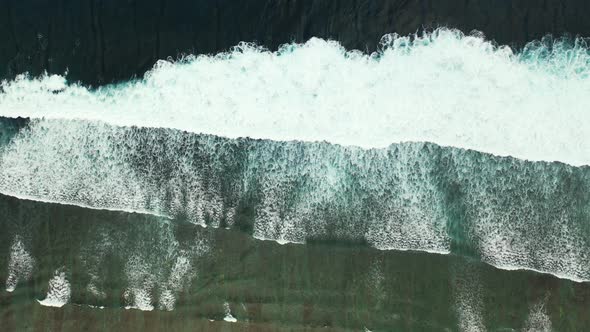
[1,28,590,284]
[0,29,589,166]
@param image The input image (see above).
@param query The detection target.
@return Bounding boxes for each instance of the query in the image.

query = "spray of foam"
[123,254,156,311]
[159,254,195,311]
[38,269,71,308]
[522,297,553,332]
[0,29,589,165]
[365,257,386,309]
[5,235,34,292]
[120,228,211,311]
[223,302,237,323]
[452,262,487,332]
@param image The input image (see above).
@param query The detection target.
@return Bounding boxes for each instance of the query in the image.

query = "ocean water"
[0,28,589,330]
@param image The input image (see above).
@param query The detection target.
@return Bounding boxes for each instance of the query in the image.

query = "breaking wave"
[0,29,589,165]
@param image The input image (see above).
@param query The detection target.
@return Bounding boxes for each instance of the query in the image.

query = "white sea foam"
[453,263,487,332]
[0,29,589,165]
[120,233,210,311]
[123,255,156,311]
[5,235,34,292]
[223,302,237,323]
[522,297,552,332]
[38,269,71,308]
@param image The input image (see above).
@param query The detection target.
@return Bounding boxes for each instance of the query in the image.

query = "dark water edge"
[2,0,590,85]
[1,193,589,331]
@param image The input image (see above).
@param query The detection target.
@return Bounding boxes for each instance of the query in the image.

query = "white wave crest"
[1,29,589,165]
